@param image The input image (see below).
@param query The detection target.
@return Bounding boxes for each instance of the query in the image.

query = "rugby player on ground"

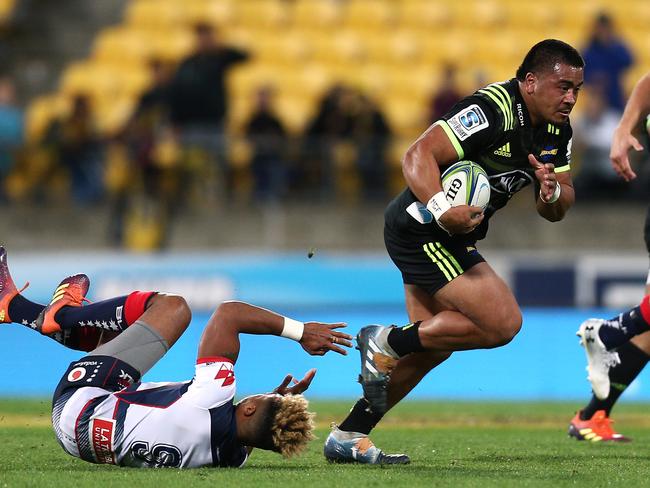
[0,246,352,467]
[570,72,650,442]
[324,40,584,464]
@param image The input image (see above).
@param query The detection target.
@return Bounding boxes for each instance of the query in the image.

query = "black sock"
[387,321,425,357]
[598,297,650,349]
[580,341,650,420]
[55,296,130,332]
[8,294,45,328]
[338,398,385,435]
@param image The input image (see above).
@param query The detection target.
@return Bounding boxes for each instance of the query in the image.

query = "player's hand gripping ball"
[441,160,491,210]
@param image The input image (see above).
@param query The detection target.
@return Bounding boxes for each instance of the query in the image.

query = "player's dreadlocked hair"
[516,39,584,81]
[266,394,315,458]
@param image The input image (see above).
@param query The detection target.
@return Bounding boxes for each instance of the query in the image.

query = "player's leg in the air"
[0,245,172,351]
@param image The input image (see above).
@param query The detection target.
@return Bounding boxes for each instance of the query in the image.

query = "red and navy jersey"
[386,78,573,241]
[52,357,248,468]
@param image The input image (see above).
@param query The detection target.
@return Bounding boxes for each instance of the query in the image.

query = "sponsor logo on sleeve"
[448,104,489,141]
[91,418,116,464]
[67,367,87,382]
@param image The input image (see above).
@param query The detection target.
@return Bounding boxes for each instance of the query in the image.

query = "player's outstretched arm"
[529,154,575,222]
[610,72,650,181]
[197,301,352,362]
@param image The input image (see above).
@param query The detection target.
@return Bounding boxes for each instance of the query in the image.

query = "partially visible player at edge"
[324,39,583,464]
[0,246,353,468]
[570,71,650,443]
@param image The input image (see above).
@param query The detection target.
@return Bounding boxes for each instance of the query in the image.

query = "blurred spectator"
[352,93,390,201]
[43,94,102,204]
[0,76,23,200]
[168,23,249,201]
[244,86,288,202]
[428,64,462,124]
[303,84,354,199]
[582,12,633,112]
[573,84,628,200]
[108,59,177,247]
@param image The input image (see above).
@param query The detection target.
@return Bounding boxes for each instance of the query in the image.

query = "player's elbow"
[210,301,247,330]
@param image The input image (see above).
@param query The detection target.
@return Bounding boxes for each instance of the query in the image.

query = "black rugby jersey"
[385,78,573,241]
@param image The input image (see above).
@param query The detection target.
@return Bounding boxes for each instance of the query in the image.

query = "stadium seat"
[291,0,344,30]
[92,27,152,67]
[24,94,69,143]
[180,0,237,28]
[343,0,398,31]
[398,0,454,31]
[125,0,181,28]
[236,0,290,30]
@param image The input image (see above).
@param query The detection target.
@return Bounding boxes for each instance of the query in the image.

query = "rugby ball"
[441,160,490,210]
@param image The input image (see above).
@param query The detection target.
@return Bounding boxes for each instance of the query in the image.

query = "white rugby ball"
[441,160,491,210]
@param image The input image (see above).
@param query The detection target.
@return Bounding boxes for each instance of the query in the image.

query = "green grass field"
[3,399,650,487]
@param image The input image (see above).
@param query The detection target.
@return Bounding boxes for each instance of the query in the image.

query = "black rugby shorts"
[384,225,485,295]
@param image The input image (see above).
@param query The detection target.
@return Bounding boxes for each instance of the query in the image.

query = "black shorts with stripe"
[384,224,485,296]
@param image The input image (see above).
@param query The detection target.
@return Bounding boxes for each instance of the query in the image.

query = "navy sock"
[580,341,649,420]
[338,398,384,435]
[598,297,650,349]
[387,321,425,357]
[8,294,45,328]
[55,295,130,332]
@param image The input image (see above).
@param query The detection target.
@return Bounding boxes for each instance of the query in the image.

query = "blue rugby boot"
[356,325,399,415]
[323,426,410,464]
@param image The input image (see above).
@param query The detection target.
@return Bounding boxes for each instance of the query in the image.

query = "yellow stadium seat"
[93,95,137,135]
[146,28,195,62]
[249,30,313,66]
[92,27,152,67]
[274,94,315,134]
[181,0,236,28]
[343,0,398,31]
[0,0,15,24]
[380,95,428,137]
[398,0,454,31]
[236,0,291,30]
[125,0,181,28]
[25,94,69,143]
[291,0,344,30]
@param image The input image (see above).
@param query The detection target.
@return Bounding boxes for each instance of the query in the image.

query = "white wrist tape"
[541,183,561,204]
[281,317,304,341]
[426,192,451,221]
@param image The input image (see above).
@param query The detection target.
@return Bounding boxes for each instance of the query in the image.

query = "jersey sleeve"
[438,93,504,160]
[554,124,573,173]
[186,357,237,409]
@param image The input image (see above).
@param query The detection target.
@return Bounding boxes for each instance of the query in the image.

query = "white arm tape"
[426,191,452,221]
[281,317,304,341]
[541,183,561,204]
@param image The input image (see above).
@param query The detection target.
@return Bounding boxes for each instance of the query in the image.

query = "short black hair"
[516,39,585,81]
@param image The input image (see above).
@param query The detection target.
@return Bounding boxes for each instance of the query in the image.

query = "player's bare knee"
[482,307,522,347]
[154,294,192,330]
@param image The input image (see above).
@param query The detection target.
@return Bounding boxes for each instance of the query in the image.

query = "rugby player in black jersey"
[324,39,584,464]
[569,72,650,442]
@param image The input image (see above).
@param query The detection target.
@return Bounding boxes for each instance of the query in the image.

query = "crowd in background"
[0,10,648,249]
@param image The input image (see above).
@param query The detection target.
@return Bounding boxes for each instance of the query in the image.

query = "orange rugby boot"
[35,274,90,334]
[0,246,29,323]
[568,410,630,442]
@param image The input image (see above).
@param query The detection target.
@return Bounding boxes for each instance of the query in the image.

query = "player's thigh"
[404,284,449,322]
[434,262,522,333]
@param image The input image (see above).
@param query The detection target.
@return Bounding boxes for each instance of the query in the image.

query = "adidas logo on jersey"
[493,143,511,157]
